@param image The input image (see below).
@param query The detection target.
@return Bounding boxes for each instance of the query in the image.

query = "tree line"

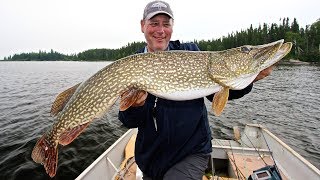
[195,18,320,62]
[4,17,320,62]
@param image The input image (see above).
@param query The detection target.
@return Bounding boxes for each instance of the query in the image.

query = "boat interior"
[209,136,287,179]
[76,124,320,180]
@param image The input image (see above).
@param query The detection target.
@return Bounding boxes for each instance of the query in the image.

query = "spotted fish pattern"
[31,39,292,177]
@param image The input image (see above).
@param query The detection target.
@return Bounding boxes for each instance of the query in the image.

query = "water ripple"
[0,62,319,179]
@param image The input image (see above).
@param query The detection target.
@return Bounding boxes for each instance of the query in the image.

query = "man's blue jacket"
[118,40,253,179]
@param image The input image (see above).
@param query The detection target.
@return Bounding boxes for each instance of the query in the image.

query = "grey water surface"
[0,61,319,180]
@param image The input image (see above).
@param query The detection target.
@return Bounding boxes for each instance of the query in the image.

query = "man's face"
[141,14,173,52]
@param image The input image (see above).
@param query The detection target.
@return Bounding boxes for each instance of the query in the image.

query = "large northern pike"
[32,39,292,177]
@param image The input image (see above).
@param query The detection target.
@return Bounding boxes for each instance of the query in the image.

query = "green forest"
[3,17,320,62]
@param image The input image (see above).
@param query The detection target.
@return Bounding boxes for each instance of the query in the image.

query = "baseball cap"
[143,1,174,20]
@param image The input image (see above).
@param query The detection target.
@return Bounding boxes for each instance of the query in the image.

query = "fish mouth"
[208,39,292,90]
[247,39,292,71]
[253,39,284,60]
[253,39,292,70]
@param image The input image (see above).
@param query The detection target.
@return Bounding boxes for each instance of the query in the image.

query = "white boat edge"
[242,124,320,179]
[76,128,138,180]
[75,124,320,180]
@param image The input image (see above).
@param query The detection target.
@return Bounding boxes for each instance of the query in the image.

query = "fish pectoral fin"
[119,88,141,111]
[212,87,230,116]
[59,122,90,146]
[31,134,58,178]
[50,83,81,116]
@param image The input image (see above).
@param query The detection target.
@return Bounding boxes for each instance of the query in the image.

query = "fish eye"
[240,46,251,53]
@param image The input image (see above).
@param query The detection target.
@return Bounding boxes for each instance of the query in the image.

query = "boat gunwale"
[75,128,137,180]
[255,124,320,175]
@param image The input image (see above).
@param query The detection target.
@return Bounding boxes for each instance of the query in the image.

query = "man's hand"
[131,90,148,107]
[120,89,148,111]
[253,65,274,82]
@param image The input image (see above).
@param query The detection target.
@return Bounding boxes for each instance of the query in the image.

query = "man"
[119,1,273,179]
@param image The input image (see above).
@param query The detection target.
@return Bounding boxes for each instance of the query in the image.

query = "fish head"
[208,39,292,89]
[248,39,292,70]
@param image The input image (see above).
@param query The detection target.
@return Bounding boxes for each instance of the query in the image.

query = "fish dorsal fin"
[50,83,81,116]
[119,88,141,111]
[212,87,230,116]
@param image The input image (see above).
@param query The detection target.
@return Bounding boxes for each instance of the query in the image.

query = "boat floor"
[211,139,288,180]
[227,152,288,180]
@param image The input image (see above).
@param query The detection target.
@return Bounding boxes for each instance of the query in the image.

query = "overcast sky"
[0,0,319,59]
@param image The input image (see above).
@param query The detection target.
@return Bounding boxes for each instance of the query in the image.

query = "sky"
[0,0,319,60]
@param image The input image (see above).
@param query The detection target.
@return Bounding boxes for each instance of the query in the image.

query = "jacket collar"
[137,40,181,53]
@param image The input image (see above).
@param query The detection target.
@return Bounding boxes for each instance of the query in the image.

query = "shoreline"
[280,59,310,65]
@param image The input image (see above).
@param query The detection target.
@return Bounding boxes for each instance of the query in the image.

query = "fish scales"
[31,39,292,177]
[46,51,216,140]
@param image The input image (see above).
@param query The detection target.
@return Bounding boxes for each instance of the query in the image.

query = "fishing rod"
[243,132,269,166]
[243,125,283,180]
[228,140,245,180]
[258,124,283,180]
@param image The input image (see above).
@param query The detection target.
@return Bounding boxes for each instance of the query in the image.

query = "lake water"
[0,61,319,180]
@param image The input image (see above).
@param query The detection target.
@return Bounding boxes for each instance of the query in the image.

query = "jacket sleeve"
[206,83,253,102]
[118,105,146,128]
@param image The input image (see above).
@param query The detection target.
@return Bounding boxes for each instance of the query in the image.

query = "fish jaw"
[207,39,291,90]
[259,42,292,71]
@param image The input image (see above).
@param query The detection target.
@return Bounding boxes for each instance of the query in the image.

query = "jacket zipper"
[153,97,158,131]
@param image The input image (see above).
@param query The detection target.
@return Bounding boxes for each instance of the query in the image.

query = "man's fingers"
[121,88,134,99]
[254,65,274,82]
[134,91,148,105]
[120,89,148,109]
[131,91,147,106]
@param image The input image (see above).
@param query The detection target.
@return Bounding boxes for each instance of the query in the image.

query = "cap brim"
[145,11,173,20]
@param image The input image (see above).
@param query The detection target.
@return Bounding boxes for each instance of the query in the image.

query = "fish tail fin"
[31,134,58,177]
